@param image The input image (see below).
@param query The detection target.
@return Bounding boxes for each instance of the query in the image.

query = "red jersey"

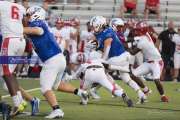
[146,0,159,7]
[124,0,137,9]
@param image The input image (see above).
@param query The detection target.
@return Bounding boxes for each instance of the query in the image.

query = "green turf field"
[1,79,180,120]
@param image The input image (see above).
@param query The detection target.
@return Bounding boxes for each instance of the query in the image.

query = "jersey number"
[11,6,19,20]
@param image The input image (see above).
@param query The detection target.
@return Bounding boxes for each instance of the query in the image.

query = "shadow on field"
[40,99,180,112]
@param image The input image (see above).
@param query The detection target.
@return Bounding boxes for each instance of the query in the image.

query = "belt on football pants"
[86,65,103,69]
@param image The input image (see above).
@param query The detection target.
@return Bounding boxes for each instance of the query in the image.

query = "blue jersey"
[28,20,61,62]
[95,27,125,58]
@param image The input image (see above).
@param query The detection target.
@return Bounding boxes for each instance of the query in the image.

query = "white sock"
[77,89,83,97]
[137,90,145,98]
[128,80,140,91]
[17,91,24,103]
[113,89,124,97]
[12,95,20,107]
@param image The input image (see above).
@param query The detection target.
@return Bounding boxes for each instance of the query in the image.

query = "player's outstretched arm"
[102,38,112,60]
[23,27,44,36]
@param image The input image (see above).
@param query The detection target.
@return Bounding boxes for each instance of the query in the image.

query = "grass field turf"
[1,79,180,120]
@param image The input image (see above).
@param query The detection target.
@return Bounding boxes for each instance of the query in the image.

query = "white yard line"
[1,88,40,99]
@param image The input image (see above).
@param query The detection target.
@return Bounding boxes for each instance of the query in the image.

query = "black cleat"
[126,99,134,107]
[2,103,11,120]
[122,93,134,107]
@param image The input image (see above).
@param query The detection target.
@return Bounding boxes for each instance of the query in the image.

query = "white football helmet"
[110,18,124,31]
[26,6,46,22]
[90,16,107,33]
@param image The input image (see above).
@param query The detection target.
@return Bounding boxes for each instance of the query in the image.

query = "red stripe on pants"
[1,38,11,75]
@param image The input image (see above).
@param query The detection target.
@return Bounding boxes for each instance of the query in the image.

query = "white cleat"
[89,89,101,100]
[80,91,89,105]
[45,109,64,119]
[143,89,152,96]
[136,96,148,104]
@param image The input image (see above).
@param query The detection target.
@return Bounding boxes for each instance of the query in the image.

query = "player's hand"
[85,40,98,49]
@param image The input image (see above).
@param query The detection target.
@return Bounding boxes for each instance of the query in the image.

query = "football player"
[24,6,88,119]
[0,0,28,116]
[128,21,169,102]
[110,18,151,96]
[79,21,95,52]
[171,27,180,82]
[71,52,133,107]
[90,16,146,103]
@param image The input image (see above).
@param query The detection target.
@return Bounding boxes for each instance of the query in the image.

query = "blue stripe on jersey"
[28,20,61,62]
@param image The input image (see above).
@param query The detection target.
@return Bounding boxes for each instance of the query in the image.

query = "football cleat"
[80,91,89,105]
[122,93,133,107]
[31,97,40,116]
[45,109,64,119]
[2,102,11,120]
[10,101,27,117]
[136,96,148,104]
[143,88,152,96]
[89,88,101,100]
[161,95,169,102]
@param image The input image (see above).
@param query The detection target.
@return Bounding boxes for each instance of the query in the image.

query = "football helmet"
[110,18,124,31]
[90,16,107,33]
[26,6,46,22]
[133,21,149,36]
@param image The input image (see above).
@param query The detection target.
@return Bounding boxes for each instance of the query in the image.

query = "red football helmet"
[133,21,149,36]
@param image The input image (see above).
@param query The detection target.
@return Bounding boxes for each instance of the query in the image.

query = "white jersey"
[63,26,77,53]
[0,1,25,38]
[172,34,180,53]
[50,27,66,51]
[134,34,161,61]
[80,30,94,52]
[80,30,94,41]
[60,26,74,40]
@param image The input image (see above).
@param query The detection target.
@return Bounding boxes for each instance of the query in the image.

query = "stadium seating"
[29,0,180,32]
